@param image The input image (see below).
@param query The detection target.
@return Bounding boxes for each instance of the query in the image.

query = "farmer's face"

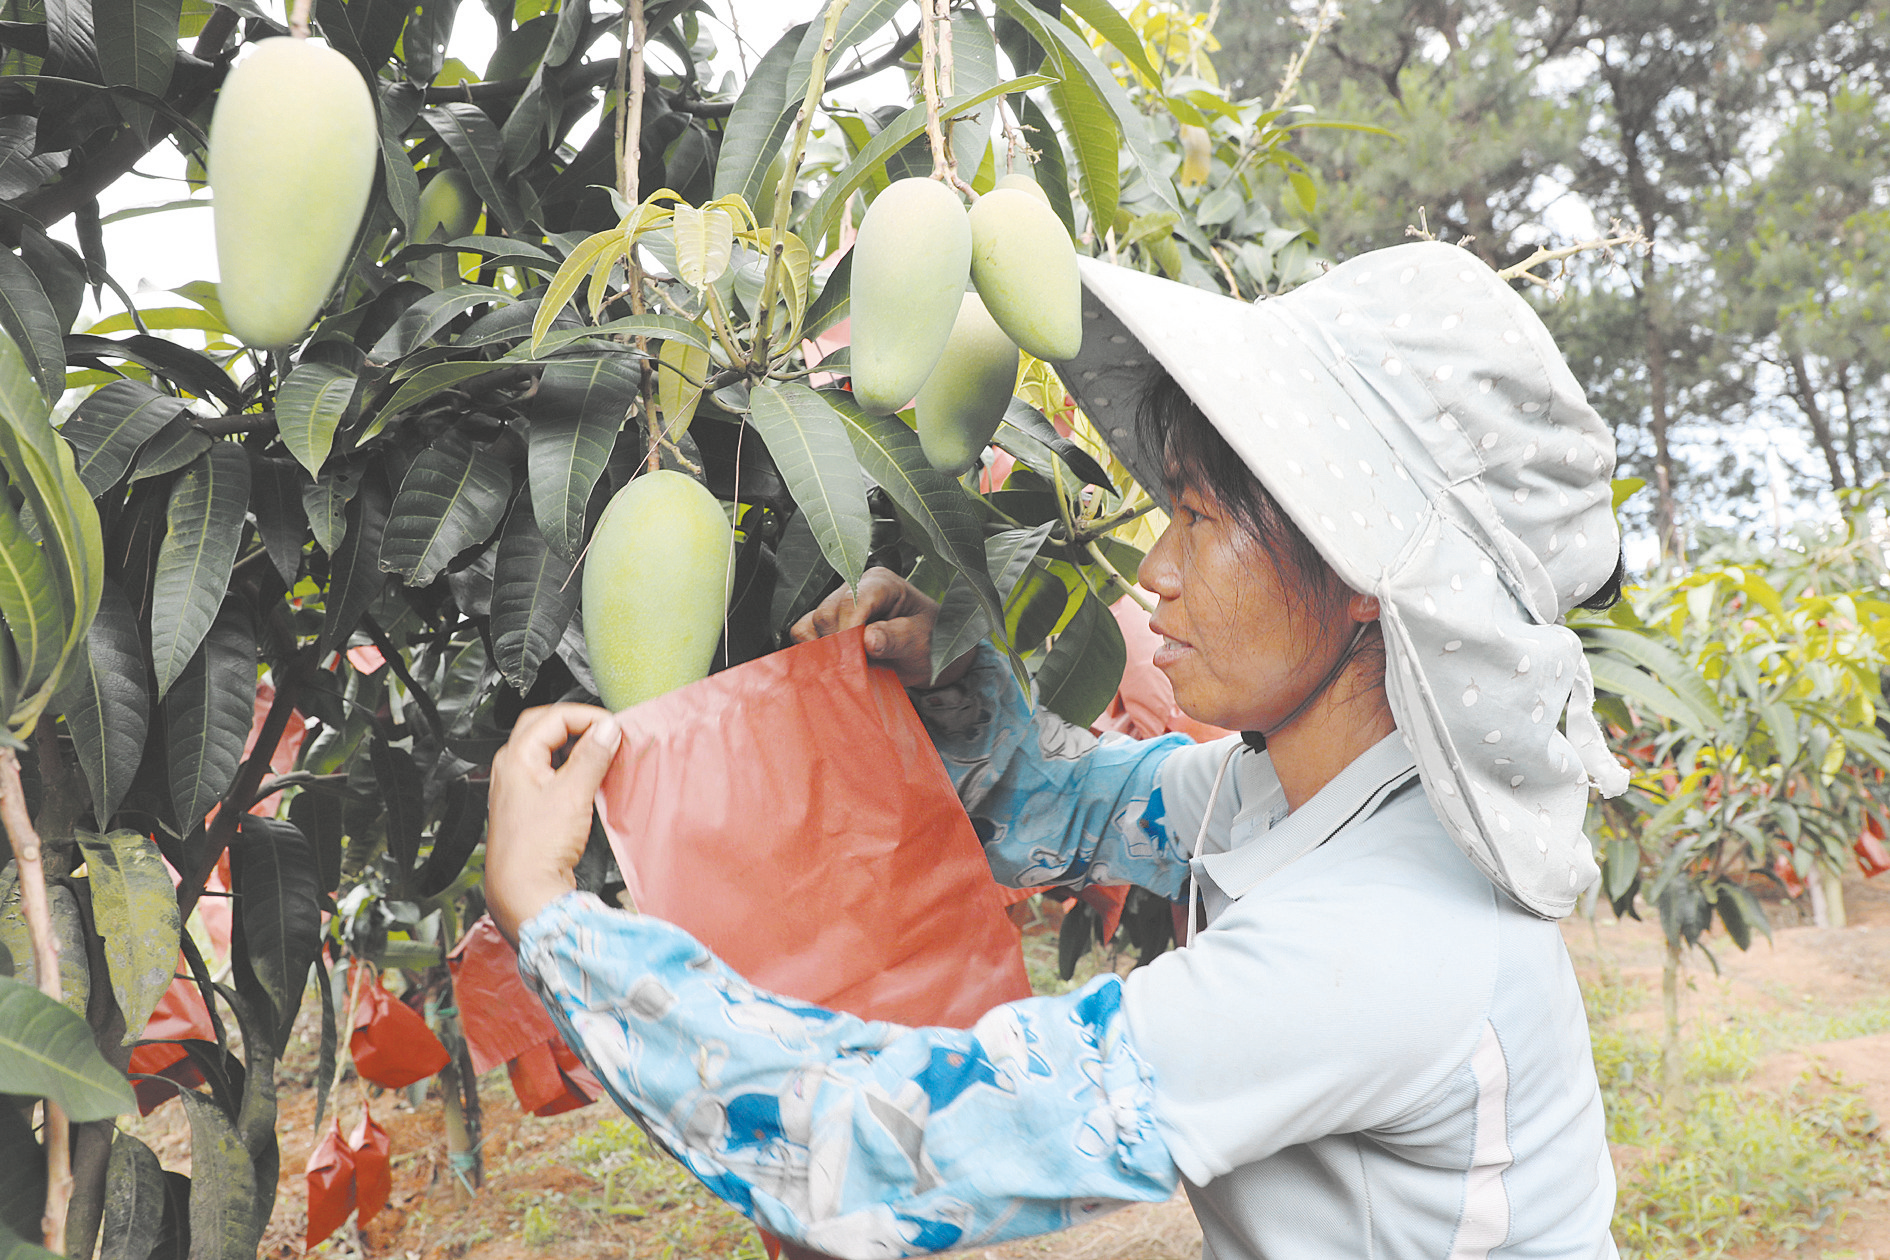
[1137,485,1357,734]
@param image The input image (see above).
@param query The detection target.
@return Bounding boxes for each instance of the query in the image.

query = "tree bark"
[1787,350,1849,492]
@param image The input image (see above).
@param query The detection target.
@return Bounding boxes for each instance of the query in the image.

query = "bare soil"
[120,876,1890,1260]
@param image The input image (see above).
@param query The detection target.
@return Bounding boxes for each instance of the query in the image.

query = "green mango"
[414,169,481,243]
[848,177,971,415]
[993,172,1051,205]
[968,187,1082,362]
[582,471,734,711]
[915,293,1019,476]
[210,38,377,351]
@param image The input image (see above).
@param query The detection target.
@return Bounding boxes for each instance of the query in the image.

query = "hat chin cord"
[1184,619,1374,945]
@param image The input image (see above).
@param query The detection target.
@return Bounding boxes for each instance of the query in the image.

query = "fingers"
[498,703,620,779]
[790,567,908,643]
[863,616,935,686]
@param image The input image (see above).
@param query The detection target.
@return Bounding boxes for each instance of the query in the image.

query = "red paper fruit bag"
[350,975,450,1089]
[596,627,1031,1029]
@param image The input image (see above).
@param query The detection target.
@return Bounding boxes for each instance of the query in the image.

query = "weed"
[1584,976,1889,1258]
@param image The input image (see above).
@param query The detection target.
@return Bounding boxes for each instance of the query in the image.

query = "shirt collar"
[1195,731,1418,902]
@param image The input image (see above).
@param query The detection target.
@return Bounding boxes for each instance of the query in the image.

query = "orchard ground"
[124,877,1890,1260]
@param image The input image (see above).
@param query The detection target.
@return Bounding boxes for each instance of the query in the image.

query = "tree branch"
[0,746,73,1254]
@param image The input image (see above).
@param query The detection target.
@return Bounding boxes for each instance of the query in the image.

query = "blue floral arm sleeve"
[913,644,1194,897]
[518,892,1180,1259]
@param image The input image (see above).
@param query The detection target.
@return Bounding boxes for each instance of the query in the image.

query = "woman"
[485,241,1630,1259]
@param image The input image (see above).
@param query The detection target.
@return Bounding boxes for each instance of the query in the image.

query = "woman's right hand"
[789,566,975,689]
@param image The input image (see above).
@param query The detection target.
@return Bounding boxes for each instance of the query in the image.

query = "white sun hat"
[1057,241,1630,920]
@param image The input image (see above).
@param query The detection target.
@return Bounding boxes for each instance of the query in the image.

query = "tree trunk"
[1660,935,1683,1103]
[1640,254,1680,562]
[1819,867,1847,928]
[1787,351,1850,492]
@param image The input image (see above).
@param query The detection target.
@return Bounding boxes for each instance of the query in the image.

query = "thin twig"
[614,0,647,207]
[752,0,850,362]
[1497,225,1650,288]
[917,0,954,187]
[1,748,71,1254]
[289,0,312,39]
[1269,0,1339,113]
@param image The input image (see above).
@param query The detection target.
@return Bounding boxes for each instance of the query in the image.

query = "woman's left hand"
[485,703,623,944]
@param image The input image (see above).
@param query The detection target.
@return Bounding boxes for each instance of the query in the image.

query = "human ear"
[1348,593,1382,623]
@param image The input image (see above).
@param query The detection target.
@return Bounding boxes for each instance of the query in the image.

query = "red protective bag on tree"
[305,1120,357,1249]
[350,974,450,1089]
[1857,814,1890,877]
[348,1109,392,1222]
[595,627,1031,1029]
[129,971,215,1115]
[449,915,602,1115]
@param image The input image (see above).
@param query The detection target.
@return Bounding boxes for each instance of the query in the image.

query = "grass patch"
[1586,976,1890,1258]
[525,1118,768,1259]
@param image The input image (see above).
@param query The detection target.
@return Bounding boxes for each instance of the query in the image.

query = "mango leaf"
[0,1097,46,1243]
[58,580,145,822]
[92,0,184,137]
[150,443,250,699]
[529,356,639,560]
[802,74,1058,247]
[1043,52,1119,231]
[1035,589,1126,728]
[163,601,255,830]
[62,378,189,496]
[825,391,1006,650]
[366,284,512,364]
[1060,0,1162,85]
[946,10,1000,177]
[997,0,1183,223]
[0,483,68,699]
[801,248,851,341]
[380,430,514,586]
[930,523,1054,683]
[377,94,420,235]
[0,1229,60,1260]
[768,511,834,633]
[0,247,67,400]
[1581,625,1723,728]
[214,979,278,1223]
[491,501,579,693]
[747,382,872,589]
[672,205,735,291]
[230,816,321,1050]
[317,471,389,654]
[375,360,513,421]
[656,338,711,440]
[710,21,807,210]
[998,399,1115,489]
[75,829,179,1043]
[172,1086,261,1260]
[248,455,309,586]
[100,1132,167,1260]
[0,876,87,1017]
[1587,654,1709,738]
[127,417,210,482]
[0,976,136,1121]
[274,362,355,477]
[422,104,525,234]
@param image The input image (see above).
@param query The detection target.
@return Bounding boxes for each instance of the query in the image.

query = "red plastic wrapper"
[505,1036,601,1116]
[595,627,1031,1029]
[348,1108,392,1222]
[1858,814,1890,878]
[129,971,215,1115]
[450,915,602,1115]
[349,975,451,1089]
[449,916,564,1075]
[305,1120,357,1250]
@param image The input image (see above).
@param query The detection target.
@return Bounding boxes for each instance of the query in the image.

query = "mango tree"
[1578,487,1890,1095]
[0,0,1353,1254]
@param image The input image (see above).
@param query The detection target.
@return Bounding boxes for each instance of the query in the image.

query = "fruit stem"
[753,0,848,362]
[917,0,957,189]
[290,0,312,39]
